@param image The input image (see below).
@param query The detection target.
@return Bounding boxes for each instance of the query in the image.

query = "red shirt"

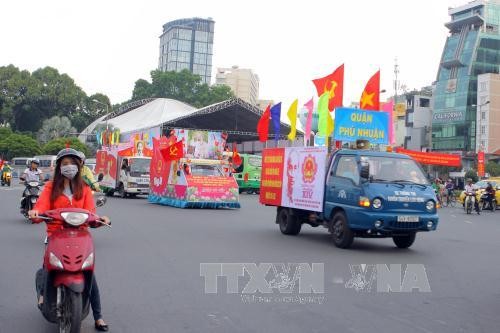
[34,181,95,236]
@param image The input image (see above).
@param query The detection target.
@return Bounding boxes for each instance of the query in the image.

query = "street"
[1,183,500,333]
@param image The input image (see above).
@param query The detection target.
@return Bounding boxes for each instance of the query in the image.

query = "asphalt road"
[1,182,500,333]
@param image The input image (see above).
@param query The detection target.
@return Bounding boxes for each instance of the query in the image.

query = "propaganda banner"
[259,148,285,206]
[334,108,389,144]
[478,151,485,177]
[395,148,462,167]
[185,176,239,203]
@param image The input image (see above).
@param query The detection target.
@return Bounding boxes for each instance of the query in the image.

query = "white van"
[33,155,57,180]
[11,157,31,178]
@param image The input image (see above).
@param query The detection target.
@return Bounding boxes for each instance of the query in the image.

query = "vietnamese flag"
[160,140,184,161]
[312,64,344,111]
[257,104,271,142]
[232,142,242,167]
[360,70,380,111]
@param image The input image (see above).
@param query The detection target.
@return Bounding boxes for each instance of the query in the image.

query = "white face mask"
[61,165,78,179]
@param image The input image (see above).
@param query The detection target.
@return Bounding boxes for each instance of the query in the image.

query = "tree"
[42,137,90,156]
[0,133,41,160]
[38,116,77,143]
[464,169,479,183]
[0,65,112,134]
[129,70,234,108]
[486,161,500,177]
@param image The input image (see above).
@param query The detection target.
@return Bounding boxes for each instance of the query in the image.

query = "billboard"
[333,108,389,144]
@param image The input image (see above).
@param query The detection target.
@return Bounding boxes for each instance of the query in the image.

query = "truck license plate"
[397,215,419,222]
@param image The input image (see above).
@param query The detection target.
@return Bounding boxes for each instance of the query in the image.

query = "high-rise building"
[215,66,259,105]
[476,73,500,153]
[404,87,434,151]
[158,17,215,84]
[432,0,500,153]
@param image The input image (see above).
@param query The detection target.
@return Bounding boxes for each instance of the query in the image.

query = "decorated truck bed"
[148,129,240,209]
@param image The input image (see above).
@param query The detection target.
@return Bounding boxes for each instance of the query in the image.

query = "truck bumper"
[127,188,149,194]
[348,210,439,233]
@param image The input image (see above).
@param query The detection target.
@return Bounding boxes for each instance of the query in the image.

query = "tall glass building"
[158,18,215,84]
[432,0,500,152]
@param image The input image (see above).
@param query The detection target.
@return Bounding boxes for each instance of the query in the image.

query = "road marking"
[451,215,456,218]
[464,220,472,224]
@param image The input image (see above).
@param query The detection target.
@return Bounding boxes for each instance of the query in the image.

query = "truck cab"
[117,156,151,198]
[322,150,438,248]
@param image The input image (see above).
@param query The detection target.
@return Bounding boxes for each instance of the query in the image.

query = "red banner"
[186,176,239,202]
[478,151,485,177]
[259,148,285,206]
[395,148,461,167]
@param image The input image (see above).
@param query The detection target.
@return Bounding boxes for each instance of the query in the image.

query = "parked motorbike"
[1,170,12,186]
[21,181,43,219]
[32,208,111,333]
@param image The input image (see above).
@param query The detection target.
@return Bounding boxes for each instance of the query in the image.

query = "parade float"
[148,129,240,208]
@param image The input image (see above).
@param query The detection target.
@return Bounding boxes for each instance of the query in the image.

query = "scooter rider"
[484,182,496,211]
[20,159,43,212]
[1,161,13,180]
[28,148,110,331]
[464,178,480,214]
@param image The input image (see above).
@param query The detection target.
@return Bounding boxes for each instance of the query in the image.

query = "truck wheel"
[105,189,114,197]
[118,184,127,198]
[393,233,416,249]
[330,212,354,249]
[278,208,301,235]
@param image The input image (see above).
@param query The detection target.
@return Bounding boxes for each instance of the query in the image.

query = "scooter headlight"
[61,212,89,226]
[49,252,64,270]
[81,252,94,270]
[29,181,39,187]
[30,197,37,204]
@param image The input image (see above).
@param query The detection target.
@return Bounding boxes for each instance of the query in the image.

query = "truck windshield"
[248,156,262,167]
[130,158,151,174]
[190,165,223,176]
[361,156,429,185]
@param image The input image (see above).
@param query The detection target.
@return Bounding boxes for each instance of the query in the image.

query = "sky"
[0,0,459,110]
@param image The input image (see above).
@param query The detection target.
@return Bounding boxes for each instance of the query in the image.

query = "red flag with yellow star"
[359,70,380,111]
[312,64,344,111]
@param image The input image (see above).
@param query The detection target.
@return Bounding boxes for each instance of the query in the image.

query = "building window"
[481,112,486,120]
[481,126,486,135]
[480,82,487,91]
[419,98,430,107]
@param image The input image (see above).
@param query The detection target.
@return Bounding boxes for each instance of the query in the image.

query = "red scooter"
[33,208,110,333]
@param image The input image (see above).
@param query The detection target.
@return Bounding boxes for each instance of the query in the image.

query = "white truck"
[96,146,151,198]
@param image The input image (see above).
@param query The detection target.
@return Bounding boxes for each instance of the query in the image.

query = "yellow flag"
[287,99,298,141]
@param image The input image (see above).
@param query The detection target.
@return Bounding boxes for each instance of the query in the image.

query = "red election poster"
[259,148,285,206]
[478,151,485,177]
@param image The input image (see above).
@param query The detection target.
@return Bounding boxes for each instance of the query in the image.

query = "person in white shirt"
[464,178,480,214]
[21,159,43,182]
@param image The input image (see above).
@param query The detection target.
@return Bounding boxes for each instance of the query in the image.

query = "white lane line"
[464,220,473,224]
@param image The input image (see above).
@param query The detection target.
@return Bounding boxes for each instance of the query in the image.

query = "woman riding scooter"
[29,148,110,331]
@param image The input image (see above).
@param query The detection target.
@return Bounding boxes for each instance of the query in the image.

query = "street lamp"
[472,100,490,152]
[92,99,109,129]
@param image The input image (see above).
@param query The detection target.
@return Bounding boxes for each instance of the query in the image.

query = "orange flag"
[312,64,344,111]
[360,70,380,111]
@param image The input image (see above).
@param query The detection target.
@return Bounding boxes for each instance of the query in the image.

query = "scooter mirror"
[97,173,104,182]
[96,196,107,207]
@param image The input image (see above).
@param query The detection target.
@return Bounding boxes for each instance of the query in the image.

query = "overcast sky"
[1,0,459,109]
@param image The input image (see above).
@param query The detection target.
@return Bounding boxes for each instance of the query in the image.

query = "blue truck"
[260,146,439,249]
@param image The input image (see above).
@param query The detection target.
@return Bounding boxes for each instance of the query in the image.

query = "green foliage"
[465,169,479,183]
[38,116,77,143]
[0,65,111,133]
[0,127,13,141]
[0,133,42,160]
[130,69,234,108]
[42,137,90,156]
[486,161,500,177]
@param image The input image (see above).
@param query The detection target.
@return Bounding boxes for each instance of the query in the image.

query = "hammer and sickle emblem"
[324,80,338,99]
[169,145,178,156]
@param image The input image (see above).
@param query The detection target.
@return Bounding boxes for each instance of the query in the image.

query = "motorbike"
[32,208,110,333]
[21,181,43,219]
[479,192,497,211]
[464,191,477,214]
[1,170,12,186]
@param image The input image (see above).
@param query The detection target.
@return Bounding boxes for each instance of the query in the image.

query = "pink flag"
[382,99,395,145]
[304,98,314,142]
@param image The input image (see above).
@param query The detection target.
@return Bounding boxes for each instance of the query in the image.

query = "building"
[256,99,274,111]
[476,73,500,153]
[158,18,215,84]
[432,0,500,153]
[404,87,434,151]
[215,66,259,105]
